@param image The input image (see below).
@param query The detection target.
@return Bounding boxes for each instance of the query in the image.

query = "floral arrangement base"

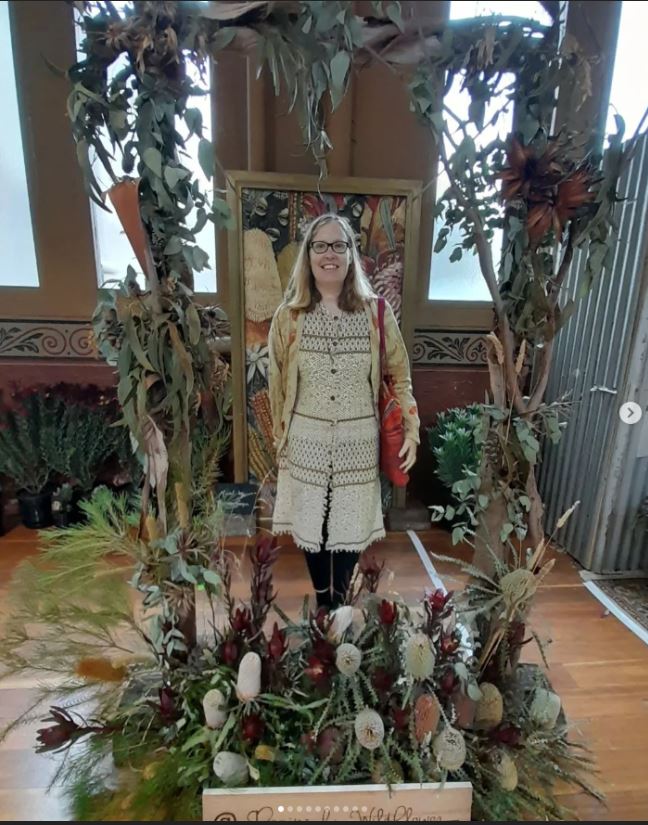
[202,781,473,821]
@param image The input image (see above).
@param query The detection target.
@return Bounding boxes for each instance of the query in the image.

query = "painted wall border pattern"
[0,319,487,366]
[413,329,488,366]
[0,319,95,359]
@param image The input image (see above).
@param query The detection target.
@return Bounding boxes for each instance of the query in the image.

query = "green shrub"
[427,404,483,493]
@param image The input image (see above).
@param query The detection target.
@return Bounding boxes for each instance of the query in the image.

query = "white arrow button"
[619,401,643,424]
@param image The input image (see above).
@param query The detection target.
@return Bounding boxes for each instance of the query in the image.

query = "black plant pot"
[17,491,53,530]
[52,510,74,529]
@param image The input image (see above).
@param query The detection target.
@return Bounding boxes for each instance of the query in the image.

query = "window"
[428,1,552,302]
[75,6,217,293]
[606,1,648,140]
[0,0,39,288]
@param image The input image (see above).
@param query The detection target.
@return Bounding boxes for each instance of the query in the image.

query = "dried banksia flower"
[405,632,436,680]
[202,688,227,729]
[433,726,467,771]
[493,749,518,791]
[336,643,362,676]
[354,709,385,750]
[213,752,249,786]
[530,687,561,729]
[74,657,126,683]
[474,682,503,730]
[500,568,537,612]
[236,652,261,702]
[414,693,441,743]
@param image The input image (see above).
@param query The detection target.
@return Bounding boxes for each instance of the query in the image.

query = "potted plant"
[52,483,76,529]
[0,393,55,529]
[425,405,483,526]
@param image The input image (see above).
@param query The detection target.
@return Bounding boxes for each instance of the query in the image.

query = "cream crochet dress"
[272,302,385,553]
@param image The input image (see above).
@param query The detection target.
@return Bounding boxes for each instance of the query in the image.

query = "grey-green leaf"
[198,138,214,180]
[330,50,350,110]
[143,147,163,177]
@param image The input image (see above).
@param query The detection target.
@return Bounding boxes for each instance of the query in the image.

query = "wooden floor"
[1,524,648,820]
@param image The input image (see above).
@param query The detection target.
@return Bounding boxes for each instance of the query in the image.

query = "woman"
[268,213,420,609]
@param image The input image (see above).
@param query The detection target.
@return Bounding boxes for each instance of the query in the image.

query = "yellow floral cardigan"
[268,297,420,460]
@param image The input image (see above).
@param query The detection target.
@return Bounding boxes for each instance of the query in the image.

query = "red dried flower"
[427,588,451,613]
[312,638,335,665]
[268,622,287,660]
[391,704,411,732]
[440,634,460,656]
[231,606,252,636]
[371,667,394,695]
[378,599,397,625]
[241,713,265,743]
[439,668,457,695]
[492,723,522,747]
[304,656,327,684]
[158,686,179,723]
[252,535,278,567]
[221,640,239,666]
[35,707,80,753]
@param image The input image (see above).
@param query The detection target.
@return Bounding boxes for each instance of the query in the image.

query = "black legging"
[304,487,359,609]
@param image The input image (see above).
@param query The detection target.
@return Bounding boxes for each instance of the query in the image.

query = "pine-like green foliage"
[427,405,484,492]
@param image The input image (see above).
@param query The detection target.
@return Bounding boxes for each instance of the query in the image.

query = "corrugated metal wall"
[538,133,648,573]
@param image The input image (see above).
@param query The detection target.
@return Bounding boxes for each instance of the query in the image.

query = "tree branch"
[437,139,526,415]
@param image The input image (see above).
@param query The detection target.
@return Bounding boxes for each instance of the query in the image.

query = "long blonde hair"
[284,214,375,312]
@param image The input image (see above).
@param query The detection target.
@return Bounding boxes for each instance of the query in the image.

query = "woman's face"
[309,221,352,291]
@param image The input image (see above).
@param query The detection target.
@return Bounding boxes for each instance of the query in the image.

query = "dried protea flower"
[328,605,354,642]
[405,633,436,680]
[335,643,362,676]
[530,687,561,729]
[433,726,466,771]
[415,694,441,743]
[213,751,249,786]
[354,709,385,750]
[202,688,228,729]
[497,136,562,202]
[493,749,518,791]
[474,683,504,730]
[236,652,261,702]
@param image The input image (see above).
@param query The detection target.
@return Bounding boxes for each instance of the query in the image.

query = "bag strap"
[378,296,386,373]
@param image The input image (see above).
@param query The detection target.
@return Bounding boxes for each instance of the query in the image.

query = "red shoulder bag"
[377,297,409,488]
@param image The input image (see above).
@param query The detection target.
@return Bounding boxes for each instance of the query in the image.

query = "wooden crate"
[203,781,472,821]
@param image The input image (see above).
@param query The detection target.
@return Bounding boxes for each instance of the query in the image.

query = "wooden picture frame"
[226,171,422,495]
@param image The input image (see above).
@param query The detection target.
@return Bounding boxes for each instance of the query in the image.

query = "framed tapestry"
[227,171,422,490]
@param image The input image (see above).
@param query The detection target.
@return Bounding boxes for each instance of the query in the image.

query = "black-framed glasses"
[309,240,351,255]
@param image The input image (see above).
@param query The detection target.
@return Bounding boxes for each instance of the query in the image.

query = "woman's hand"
[399,437,417,472]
